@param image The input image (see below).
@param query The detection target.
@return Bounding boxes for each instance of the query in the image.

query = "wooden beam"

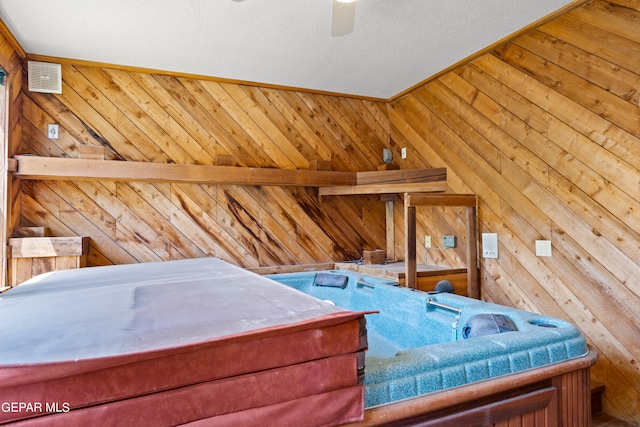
[385,198,396,261]
[12,155,356,187]
[356,168,447,185]
[466,205,479,299]
[8,236,89,258]
[404,193,479,295]
[406,193,477,207]
[404,194,417,289]
[319,181,446,196]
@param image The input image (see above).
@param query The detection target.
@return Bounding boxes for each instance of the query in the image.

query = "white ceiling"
[0,0,573,99]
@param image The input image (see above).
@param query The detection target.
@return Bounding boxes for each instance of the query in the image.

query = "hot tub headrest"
[462,313,517,339]
[434,280,455,293]
[314,272,349,289]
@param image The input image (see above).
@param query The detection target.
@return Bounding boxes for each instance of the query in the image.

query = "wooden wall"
[20,67,390,268]
[0,25,23,288]
[389,0,640,423]
[8,0,640,423]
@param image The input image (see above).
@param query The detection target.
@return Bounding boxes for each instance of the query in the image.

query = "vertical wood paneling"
[0,28,23,287]
[390,0,640,423]
[20,63,389,271]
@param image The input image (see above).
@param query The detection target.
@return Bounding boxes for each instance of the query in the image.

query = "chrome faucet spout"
[427,298,462,340]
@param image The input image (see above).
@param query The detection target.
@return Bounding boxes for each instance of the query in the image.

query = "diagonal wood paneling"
[11,0,640,423]
[389,0,640,423]
[20,65,389,268]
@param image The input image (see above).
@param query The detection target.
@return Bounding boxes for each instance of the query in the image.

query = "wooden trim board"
[13,156,448,193]
[8,236,89,258]
[12,155,356,187]
[319,181,447,196]
[320,168,447,195]
[404,193,479,297]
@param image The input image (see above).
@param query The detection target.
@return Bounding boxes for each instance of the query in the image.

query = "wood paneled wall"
[0,25,24,288]
[20,66,390,268]
[390,0,640,423]
[10,0,640,423]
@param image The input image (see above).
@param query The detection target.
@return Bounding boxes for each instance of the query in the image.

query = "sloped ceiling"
[0,0,575,99]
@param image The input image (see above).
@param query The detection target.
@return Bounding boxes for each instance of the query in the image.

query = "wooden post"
[0,79,7,289]
[466,204,479,299]
[404,193,417,289]
[382,194,398,262]
[404,193,478,295]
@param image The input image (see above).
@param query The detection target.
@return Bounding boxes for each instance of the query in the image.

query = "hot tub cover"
[0,258,368,426]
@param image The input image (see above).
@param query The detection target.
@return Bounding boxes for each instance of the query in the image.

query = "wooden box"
[7,236,89,287]
[363,249,386,265]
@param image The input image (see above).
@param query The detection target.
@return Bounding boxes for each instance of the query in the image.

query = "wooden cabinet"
[7,236,89,286]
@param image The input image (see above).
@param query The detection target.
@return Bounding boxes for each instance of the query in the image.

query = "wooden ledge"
[320,168,447,195]
[11,155,356,187]
[12,156,447,193]
[406,193,476,207]
[8,236,89,259]
[319,181,447,195]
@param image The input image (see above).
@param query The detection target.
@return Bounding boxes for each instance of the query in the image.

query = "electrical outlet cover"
[442,235,457,248]
[48,124,59,139]
[482,233,498,259]
[535,240,552,257]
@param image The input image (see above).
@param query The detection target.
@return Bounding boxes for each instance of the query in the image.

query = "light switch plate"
[48,124,59,139]
[535,240,552,257]
[482,233,498,259]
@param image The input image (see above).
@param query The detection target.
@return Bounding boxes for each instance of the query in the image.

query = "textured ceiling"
[0,0,574,99]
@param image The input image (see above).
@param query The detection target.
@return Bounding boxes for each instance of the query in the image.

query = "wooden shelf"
[12,156,447,193]
[11,155,356,187]
[318,181,446,195]
[320,168,447,195]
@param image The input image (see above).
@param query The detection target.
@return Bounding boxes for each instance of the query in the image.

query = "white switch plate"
[535,240,552,257]
[482,233,498,259]
[48,124,59,139]
[424,235,431,248]
[401,147,407,159]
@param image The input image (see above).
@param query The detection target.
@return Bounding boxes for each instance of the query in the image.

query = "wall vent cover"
[28,61,62,94]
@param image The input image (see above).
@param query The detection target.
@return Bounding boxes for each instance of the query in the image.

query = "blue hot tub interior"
[267,270,588,408]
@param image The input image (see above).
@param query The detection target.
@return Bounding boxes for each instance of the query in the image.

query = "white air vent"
[28,61,62,94]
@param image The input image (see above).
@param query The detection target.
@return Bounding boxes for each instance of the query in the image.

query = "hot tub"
[267,270,589,409]
[0,259,368,426]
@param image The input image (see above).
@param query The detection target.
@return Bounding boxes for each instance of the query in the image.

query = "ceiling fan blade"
[331,0,356,36]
